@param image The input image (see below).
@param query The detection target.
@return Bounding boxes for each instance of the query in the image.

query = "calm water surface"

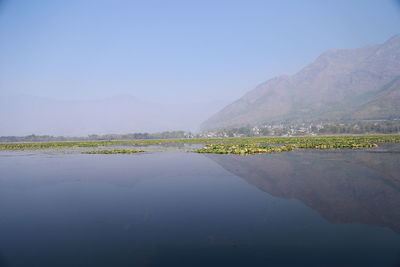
[0,145,399,266]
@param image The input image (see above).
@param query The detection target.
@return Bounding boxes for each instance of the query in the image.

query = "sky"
[0,0,400,135]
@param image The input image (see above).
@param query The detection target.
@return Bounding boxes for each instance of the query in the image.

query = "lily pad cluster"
[196,144,294,155]
[196,138,381,155]
[293,142,378,149]
[82,149,144,154]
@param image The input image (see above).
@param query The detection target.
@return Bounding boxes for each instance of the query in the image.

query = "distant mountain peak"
[384,33,400,44]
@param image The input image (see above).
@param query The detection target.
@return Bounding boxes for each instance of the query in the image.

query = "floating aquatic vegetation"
[0,135,398,154]
[82,149,144,154]
[196,144,294,155]
[195,136,384,155]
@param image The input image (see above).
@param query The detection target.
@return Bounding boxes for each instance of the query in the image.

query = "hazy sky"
[0,0,400,135]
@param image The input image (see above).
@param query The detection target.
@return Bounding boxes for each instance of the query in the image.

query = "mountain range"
[0,94,223,136]
[201,35,400,131]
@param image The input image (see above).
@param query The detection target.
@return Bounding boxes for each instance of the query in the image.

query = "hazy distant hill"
[0,95,224,136]
[201,35,400,131]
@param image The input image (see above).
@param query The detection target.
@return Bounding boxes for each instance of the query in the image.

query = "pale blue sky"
[0,0,399,135]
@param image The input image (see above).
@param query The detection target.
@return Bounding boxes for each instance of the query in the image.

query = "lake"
[0,145,399,266]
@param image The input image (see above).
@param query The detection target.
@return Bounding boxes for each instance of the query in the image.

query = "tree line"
[0,131,192,142]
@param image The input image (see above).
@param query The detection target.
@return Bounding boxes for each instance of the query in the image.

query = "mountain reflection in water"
[1,147,400,266]
[206,145,400,233]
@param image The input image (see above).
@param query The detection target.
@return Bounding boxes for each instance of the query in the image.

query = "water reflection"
[0,252,7,267]
[0,149,400,266]
[207,147,400,233]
